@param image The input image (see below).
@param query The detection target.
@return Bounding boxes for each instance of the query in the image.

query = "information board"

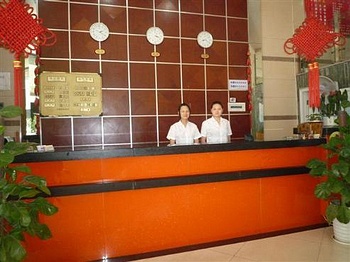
[39,72,102,116]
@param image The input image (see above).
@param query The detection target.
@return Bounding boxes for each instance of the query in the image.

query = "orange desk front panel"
[23,146,326,262]
[27,146,325,184]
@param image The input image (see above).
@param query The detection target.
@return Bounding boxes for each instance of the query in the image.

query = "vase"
[338,110,347,127]
[323,116,336,126]
[333,218,350,245]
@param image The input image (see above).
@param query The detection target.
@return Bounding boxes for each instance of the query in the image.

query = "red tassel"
[308,63,314,108]
[313,62,320,108]
[308,62,320,109]
[13,58,22,106]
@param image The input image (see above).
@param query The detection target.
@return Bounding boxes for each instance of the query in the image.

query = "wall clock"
[197,31,213,48]
[89,22,110,42]
[146,26,164,45]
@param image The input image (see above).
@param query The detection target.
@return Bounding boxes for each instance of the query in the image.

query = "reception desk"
[16,140,327,262]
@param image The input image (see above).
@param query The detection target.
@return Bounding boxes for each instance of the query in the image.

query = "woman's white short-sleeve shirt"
[201,117,232,144]
[166,121,201,145]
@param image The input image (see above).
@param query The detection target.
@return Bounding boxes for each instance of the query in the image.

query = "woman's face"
[211,103,223,117]
[179,105,190,120]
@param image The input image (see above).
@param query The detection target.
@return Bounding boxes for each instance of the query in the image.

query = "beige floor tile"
[130,228,350,262]
[234,235,320,261]
[287,227,327,243]
[317,242,350,262]
[230,256,257,262]
[208,242,245,256]
[133,248,233,262]
[318,227,350,262]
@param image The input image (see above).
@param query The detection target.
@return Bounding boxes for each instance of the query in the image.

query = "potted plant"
[298,113,323,138]
[306,113,323,122]
[320,89,349,126]
[0,105,58,262]
[307,100,350,244]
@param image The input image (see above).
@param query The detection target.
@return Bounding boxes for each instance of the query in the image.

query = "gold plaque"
[39,72,102,116]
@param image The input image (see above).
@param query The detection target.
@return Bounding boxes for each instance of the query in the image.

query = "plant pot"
[323,115,337,126]
[333,218,350,245]
[338,110,347,127]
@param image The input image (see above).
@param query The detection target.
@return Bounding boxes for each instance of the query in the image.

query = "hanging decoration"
[246,49,252,113]
[284,0,346,108]
[246,48,253,137]
[34,47,41,135]
[329,0,350,36]
[0,0,56,106]
[304,0,350,36]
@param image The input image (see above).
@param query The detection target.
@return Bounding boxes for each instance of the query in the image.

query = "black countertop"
[14,139,326,163]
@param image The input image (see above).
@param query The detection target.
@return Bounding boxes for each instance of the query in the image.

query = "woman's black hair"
[210,101,223,109]
[178,103,191,113]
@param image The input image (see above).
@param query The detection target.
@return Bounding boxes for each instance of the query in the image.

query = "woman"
[166,103,201,145]
[200,101,232,144]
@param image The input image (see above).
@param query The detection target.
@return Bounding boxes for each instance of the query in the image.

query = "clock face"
[146,26,164,45]
[197,31,213,48]
[89,22,109,42]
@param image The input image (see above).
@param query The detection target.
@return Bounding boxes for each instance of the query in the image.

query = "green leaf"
[341,100,350,109]
[340,147,350,159]
[0,244,7,262]
[2,184,17,198]
[24,175,50,195]
[31,197,58,216]
[326,204,338,223]
[4,202,21,224]
[6,167,18,182]
[18,188,41,199]
[9,229,25,242]
[330,179,346,194]
[12,165,31,175]
[314,182,332,199]
[336,205,350,224]
[329,135,343,145]
[0,152,14,168]
[0,105,22,118]
[331,161,349,178]
[343,171,350,184]
[18,207,31,227]
[306,159,326,177]
[30,223,53,240]
[3,142,32,156]
[2,234,26,262]
[0,178,8,189]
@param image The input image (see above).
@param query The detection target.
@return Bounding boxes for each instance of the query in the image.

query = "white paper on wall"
[0,72,11,90]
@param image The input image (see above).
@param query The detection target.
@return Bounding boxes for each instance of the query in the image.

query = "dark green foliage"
[0,106,58,262]
[307,99,350,224]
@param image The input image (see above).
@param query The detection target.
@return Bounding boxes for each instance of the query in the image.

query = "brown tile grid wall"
[38,0,249,150]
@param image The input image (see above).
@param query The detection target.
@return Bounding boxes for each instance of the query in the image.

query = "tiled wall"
[38,0,249,150]
[260,0,304,140]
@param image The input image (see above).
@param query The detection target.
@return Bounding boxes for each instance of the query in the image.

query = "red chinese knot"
[284,15,345,108]
[0,0,56,106]
[284,16,345,62]
[0,0,56,56]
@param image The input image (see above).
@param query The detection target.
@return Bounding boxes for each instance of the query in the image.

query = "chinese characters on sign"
[39,72,102,116]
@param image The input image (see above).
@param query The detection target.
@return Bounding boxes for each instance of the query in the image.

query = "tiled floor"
[132,227,350,262]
